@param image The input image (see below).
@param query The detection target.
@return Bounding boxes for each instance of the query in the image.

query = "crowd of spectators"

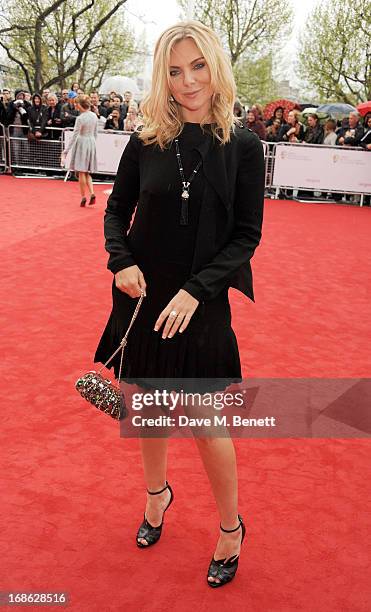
[233,101,371,151]
[0,84,143,137]
[1,85,370,203]
[232,99,370,204]
[1,86,370,151]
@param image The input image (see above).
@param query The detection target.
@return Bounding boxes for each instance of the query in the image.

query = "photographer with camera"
[104,108,124,131]
[6,89,30,166]
[6,89,30,133]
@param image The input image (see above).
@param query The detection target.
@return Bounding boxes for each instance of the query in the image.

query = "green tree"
[178,0,292,104]
[178,0,293,66]
[234,53,279,106]
[0,0,138,92]
[298,0,371,104]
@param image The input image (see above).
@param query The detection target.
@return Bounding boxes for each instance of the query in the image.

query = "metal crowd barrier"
[262,141,275,191]
[0,123,6,171]
[268,141,370,206]
[1,127,302,188]
[8,124,64,173]
[1,127,370,206]
[62,127,132,178]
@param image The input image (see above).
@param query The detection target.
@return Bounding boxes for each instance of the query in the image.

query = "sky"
[123,0,319,86]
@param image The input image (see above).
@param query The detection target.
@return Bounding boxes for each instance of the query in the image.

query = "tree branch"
[71,0,95,51]
[0,40,32,91]
[43,0,128,90]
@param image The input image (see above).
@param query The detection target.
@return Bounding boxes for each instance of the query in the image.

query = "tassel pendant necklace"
[174,138,202,225]
[182,184,190,201]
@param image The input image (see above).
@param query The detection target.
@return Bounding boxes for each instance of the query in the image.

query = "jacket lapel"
[194,134,232,210]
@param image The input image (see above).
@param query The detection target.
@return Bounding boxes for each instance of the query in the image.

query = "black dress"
[94,123,242,392]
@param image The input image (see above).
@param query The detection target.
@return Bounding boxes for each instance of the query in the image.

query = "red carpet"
[0,175,370,611]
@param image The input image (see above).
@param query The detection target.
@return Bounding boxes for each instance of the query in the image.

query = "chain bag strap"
[75,290,145,420]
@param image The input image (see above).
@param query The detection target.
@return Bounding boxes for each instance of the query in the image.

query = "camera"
[14,99,27,115]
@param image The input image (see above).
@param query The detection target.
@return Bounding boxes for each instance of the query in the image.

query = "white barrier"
[63,130,269,178]
[63,129,131,174]
[272,142,371,195]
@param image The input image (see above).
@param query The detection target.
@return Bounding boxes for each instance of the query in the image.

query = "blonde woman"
[94,21,265,588]
[123,105,141,132]
[61,94,98,206]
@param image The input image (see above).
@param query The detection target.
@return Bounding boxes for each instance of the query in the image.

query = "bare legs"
[193,437,238,528]
[78,171,86,198]
[86,173,94,197]
[137,437,171,546]
[139,435,242,582]
[193,437,242,584]
[77,172,94,199]
[122,380,243,581]
[122,382,172,546]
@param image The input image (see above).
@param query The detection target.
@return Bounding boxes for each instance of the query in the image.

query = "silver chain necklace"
[174,138,202,225]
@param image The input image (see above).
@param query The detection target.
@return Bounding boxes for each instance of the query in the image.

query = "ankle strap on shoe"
[147,481,169,495]
[220,514,242,533]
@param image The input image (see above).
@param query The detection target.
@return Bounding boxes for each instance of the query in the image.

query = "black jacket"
[98,104,109,118]
[0,99,6,125]
[103,125,265,303]
[278,122,305,142]
[44,103,63,139]
[104,117,125,131]
[28,104,48,133]
[6,99,30,130]
[359,129,371,149]
[61,102,79,127]
[303,124,324,144]
[335,124,364,146]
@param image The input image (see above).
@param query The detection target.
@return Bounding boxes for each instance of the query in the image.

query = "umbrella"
[100,75,140,97]
[298,103,319,111]
[299,107,330,125]
[263,99,301,122]
[316,103,356,119]
[356,101,371,117]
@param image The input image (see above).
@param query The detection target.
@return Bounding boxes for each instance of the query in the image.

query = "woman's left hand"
[154,289,199,339]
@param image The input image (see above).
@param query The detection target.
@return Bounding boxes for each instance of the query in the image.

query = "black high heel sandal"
[207,514,246,588]
[136,481,174,548]
[80,197,87,207]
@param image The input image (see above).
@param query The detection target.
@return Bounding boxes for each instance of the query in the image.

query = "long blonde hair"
[139,20,238,149]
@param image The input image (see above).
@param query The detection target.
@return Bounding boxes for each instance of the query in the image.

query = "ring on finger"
[168,312,186,336]
[169,310,178,318]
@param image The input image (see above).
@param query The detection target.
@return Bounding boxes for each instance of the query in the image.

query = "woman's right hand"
[114,265,147,298]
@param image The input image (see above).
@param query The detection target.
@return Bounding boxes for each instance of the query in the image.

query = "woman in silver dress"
[61,94,98,207]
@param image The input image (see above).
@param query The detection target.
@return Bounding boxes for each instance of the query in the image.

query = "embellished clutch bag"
[75,291,145,420]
